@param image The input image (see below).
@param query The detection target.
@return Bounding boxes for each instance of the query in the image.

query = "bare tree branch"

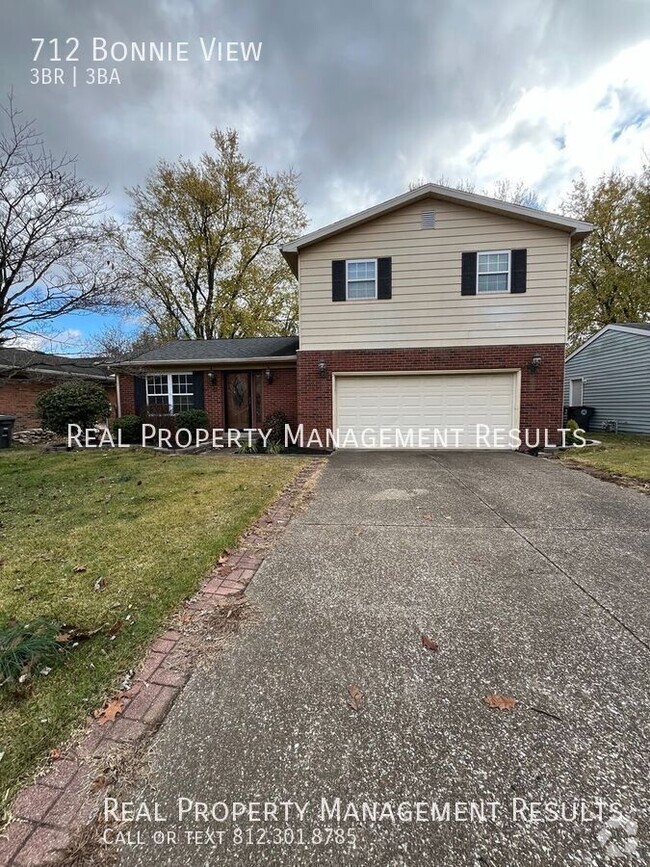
[0,94,122,345]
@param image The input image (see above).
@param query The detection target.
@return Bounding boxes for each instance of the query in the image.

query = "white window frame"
[146,372,194,414]
[569,377,584,407]
[346,258,378,301]
[477,250,511,294]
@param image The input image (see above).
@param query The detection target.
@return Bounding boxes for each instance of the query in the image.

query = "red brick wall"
[262,368,297,426]
[118,374,136,416]
[204,372,225,428]
[297,345,566,447]
[0,378,117,432]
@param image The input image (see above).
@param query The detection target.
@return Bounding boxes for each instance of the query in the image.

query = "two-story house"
[115,184,593,449]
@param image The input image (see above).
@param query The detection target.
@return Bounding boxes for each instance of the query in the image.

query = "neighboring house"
[116,184,593,449]
[564,323,650,434]
[0,347,116,431]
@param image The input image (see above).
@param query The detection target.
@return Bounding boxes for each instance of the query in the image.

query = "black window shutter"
[192,371,205,409]
[461,252,477,295]
[377,257,392,299]
[134,376,146,415]
[511,249,527,293]
[332,260,346,302]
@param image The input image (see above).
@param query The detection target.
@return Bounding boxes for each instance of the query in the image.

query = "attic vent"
[421,210,435,229]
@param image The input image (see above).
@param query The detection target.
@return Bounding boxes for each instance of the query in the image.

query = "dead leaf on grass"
[107,619,123,637]
[95,697,124,725]
[347,685,366,713]
[93,577,106,592]
[48,748,62,760]
[483,694,517,712]
[73,565,87,573]
[59,624,103,642]
[421,635,439,652]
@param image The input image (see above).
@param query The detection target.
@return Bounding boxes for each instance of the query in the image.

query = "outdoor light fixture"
[318,359,327,378]
[265,368,274,383]
[207,371,216,384]
[528,352,542,373]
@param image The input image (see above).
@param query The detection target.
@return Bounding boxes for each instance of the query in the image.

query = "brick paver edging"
[0,459,325,866]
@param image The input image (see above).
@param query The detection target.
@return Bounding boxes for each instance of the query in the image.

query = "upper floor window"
[477,251,510,294]
[346,259,377,300]
[146,373,194,413]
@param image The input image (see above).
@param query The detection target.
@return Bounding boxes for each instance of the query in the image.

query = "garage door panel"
[334,373,517,449]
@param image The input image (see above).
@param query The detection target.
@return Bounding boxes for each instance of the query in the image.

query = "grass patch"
[558,432,650,482]
[0,447,304,818]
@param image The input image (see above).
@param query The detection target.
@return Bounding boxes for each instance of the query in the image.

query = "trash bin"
[0,414,16,448]
[565,406,595,431]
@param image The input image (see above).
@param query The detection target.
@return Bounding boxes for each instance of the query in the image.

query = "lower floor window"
[146,373,194,413]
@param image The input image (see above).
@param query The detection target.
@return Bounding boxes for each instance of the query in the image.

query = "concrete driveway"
[120,453,649,866]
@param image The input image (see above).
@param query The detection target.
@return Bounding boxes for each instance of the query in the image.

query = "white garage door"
[334,372,518,449]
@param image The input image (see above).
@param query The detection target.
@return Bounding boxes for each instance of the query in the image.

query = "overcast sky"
[2,0,649,350]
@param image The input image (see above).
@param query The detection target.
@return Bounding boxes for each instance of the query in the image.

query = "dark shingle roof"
[0,346,113,380]
[129,337,299,364]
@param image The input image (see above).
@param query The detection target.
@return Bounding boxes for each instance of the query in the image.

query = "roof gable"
[566,324,650,362]
[281,183,594,276]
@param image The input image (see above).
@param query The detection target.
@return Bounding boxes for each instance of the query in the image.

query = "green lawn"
[558,431,650,482]
[0,447,304,819]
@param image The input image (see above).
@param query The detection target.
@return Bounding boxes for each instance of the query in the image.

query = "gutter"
[111,355,298,368]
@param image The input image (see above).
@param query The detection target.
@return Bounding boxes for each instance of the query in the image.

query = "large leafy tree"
[0,96,118,346]
[563,167,650,350]
[114,130,308,339]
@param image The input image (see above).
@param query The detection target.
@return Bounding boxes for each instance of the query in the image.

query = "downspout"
[115,373,122,418]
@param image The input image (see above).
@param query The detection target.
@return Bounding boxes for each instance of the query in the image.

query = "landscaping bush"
[112,415,143,444]
[565,418,583,446]
[36,382,111,436]
[174,409,209,433]
[262,410,289,448]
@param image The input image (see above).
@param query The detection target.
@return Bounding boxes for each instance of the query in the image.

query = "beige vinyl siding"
[298,198,571,350]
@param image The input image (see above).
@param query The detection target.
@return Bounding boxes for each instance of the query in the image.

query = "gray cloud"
[2,0,649,228]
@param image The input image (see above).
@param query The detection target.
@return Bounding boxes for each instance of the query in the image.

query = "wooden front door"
[225,371,265,429]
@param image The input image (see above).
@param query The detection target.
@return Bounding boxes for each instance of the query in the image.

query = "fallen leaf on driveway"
[423,513,433,521]
[48,748,62,760]
[95,697,125,725]
[347,685,365,712]
[484,694,517,711]
[421,635,439,652]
